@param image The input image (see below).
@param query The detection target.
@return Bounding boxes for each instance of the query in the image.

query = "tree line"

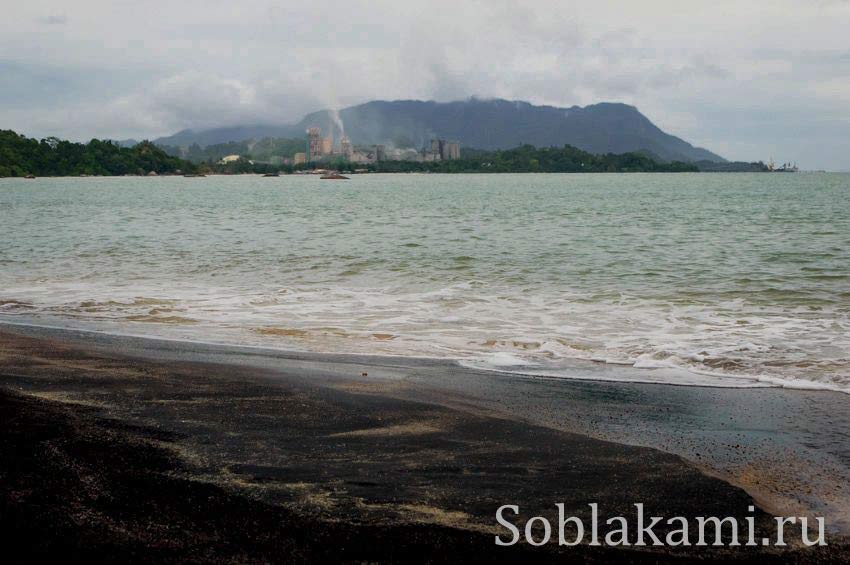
[368,144,698,173]
[159,137,305,165]
[204,144,699,174]
[1,130,698,178]
[0,130,195,177]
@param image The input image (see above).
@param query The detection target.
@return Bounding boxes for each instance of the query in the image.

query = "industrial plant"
[295,126,460,165]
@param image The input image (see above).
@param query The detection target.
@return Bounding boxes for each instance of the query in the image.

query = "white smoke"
[313,67,347,141]
[329,108,345,138]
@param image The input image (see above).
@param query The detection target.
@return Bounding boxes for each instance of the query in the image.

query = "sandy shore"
[1,323,848,561]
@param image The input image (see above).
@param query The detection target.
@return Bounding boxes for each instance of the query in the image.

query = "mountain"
[112,139,140,148]
[154,125,300,148]
[155,99,725,163]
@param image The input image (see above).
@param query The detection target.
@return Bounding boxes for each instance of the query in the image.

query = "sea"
[1,173,849,393]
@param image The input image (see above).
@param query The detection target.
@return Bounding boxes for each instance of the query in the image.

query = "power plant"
[425,139,461,161]
[302,123,460,165]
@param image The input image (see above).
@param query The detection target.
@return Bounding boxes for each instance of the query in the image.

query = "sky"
[2,1,850,169]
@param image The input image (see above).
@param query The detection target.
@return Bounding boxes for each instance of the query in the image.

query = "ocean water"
[1,173,849,392]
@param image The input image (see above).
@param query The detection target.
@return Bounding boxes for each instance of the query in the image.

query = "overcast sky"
[2,1,850,169]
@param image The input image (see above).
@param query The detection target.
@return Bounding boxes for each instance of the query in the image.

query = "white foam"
[3,278,850,395]
[483,352,535,367]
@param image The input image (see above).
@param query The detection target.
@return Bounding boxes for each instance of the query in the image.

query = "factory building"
[306,127,338,161]
[302,127,458,164]
[425,139,461,161]
[340,135,352,160]
[306,127,322,161]
[443,141,460,160]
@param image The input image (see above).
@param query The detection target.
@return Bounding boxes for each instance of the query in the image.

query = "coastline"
[0,171,807,179]
[1,322,848,560]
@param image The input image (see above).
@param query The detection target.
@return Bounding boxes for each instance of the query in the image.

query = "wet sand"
[1,323,848,561]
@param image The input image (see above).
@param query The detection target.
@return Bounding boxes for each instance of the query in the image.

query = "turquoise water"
[1,173,849,391]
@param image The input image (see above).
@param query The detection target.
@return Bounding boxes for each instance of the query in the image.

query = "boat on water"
[771,164,799,173]
[320,172,350,180]
[767,158,799,172]
[262,172,280,177]
[183,173,206,178]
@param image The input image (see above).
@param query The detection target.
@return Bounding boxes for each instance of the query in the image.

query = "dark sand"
[1,323,848,562]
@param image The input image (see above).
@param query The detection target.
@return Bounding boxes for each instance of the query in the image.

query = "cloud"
[38,14,67,25]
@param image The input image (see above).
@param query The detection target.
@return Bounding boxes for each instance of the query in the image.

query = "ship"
[767,158,799,173]
[320,172,349,180]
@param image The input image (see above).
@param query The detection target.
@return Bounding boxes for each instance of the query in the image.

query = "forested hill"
[371,144,698,173]
[0,130,194,177]
[300,100,725,163]
[153,99,725,164]
[158,137,306,164]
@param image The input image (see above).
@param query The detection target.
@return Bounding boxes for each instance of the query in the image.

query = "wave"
[1,277,848,395]
[460,353,850,395]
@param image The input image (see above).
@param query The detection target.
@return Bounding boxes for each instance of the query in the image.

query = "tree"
[0,130,197,177]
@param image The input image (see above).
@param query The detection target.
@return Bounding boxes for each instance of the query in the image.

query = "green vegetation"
[205,144,697,175]
[1,132,698,178]
[160,137,305,164]
[695,160,769,172]
[367,144,698,173]
[0,130,194,177]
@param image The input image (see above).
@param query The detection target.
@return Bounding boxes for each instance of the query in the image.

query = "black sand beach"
[1,322,848,562]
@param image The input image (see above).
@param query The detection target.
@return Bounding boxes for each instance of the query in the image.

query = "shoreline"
[4,320,850,525]
[1,322,849,559]
[2,171,824,180]
[2,316,848,396]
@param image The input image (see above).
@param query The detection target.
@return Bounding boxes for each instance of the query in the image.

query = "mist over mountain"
[155,99,725,163]
[153,125,299,149]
